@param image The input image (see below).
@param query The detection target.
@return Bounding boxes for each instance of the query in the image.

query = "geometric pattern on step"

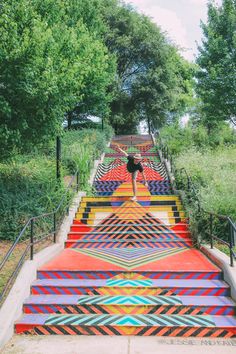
[43,314,216,327]
[21,325,236,337]
[71,247,188,269]
[94,163,168,182]
[94,181,172,195]
[73,217,187,243]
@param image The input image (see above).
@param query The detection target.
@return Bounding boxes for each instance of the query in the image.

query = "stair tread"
[66,238,192,241]
[15,314,236,327]
[68,231,190,234]
[24,295,236,306]
[32,279,228,288]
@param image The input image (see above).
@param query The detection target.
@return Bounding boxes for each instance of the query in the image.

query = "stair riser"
[74,217,186,222]
[65,241,193,248]
[78,207,182,212]
[15,324,236,337]
[37,271,222,280]
[95,192,173,196]
[68,230,191,238]
[23,304,235,316]
[70,224,189,230]
[81,197,181,201]
[31,286,229,297]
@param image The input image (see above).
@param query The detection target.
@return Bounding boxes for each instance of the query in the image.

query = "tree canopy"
[196,0,236,130]
[100,0,194,133]
[0,0,114,156]
[0,0,194,157]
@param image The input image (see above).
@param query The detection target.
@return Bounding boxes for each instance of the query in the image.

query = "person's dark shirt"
[127,155,143,173]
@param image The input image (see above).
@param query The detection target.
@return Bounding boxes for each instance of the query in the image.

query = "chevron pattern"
[15,135,236,337]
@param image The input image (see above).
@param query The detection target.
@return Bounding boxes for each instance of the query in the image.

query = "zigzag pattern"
[22,326,235,337]
[95,163,168,182]
[93,181,172,193]
[71,248,188,269]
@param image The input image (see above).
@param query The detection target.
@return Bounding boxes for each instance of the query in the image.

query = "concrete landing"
[2,335,236,354]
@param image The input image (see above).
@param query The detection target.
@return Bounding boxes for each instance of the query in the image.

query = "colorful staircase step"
[23,295,236,315]
[65,240,193,249]
[81,195,181,201]
[15,313,236,336]
[31,278,229,297]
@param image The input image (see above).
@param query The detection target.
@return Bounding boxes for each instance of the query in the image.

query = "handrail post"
[76,170,79,192]
[229,221,234,267]
[30,218,34,260]
[187,175,190,191]
[210,214,213,249]
[53,212,57,243]
[56,136,61,180]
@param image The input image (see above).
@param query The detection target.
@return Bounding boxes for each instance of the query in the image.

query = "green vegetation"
[0,0,194,156]
[196,0,236,130]
[160,122,236,155]
[0,127,113,241]
[0,0,115,158]
[175,146,236,220]
[99,0,194,134]
[160,122,236,245]
[159,0,236,240]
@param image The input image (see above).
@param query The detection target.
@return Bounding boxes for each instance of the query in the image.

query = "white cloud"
[188,0,209,4]
[126,1,192,60]
[188,0,222,5]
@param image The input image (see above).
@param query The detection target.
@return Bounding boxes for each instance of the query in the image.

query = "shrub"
[175,146,236,241]
[0,126,113,241]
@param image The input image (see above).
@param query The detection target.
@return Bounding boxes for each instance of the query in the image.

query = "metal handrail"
[155,132,236,266]
[0,169,80,303]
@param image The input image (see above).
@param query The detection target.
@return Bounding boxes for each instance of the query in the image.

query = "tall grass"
[175,146,236,220]
[0,126,113,241]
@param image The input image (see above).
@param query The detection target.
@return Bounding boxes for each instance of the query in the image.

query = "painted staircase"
[15,134,236,337]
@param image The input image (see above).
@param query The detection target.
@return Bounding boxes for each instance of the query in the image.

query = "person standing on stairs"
[116,145,148,201]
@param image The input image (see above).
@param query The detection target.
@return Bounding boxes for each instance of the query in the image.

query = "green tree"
[0,0,115,157]
[196,0,236,130]
[100,0,194,133]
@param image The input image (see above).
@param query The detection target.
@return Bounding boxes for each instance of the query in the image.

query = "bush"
[160,122,236,155]
[0,157,66,240]
[175,146,236,241]
[0,126,113,240]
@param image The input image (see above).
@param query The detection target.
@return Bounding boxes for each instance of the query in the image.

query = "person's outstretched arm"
[116,145,128,157]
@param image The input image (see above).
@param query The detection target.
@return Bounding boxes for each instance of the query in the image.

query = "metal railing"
[155,131,236,266]
[0,170,79,304]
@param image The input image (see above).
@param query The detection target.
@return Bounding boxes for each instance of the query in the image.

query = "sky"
[124,0,222,62]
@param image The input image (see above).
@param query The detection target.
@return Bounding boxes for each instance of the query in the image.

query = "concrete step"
[35,270,223,280]
[23,295,236,315]
[70,222,189,230]
[74,218,186,226]
[31,278,228,296]
[79,201,182,207]
[93,191,173,196]
[74,215,186,221]
[15,313,236,336]
[67,230,191,238]
[65,239,193,249]
[77,207,184,214]
[81,196,181,202]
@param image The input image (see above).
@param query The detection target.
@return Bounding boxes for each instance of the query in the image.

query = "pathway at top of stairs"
[15,134,236,337]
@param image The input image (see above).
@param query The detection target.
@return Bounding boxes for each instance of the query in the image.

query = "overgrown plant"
[0,127,113,241]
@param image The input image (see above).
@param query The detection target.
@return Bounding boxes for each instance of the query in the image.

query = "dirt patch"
[0,237,53,305]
